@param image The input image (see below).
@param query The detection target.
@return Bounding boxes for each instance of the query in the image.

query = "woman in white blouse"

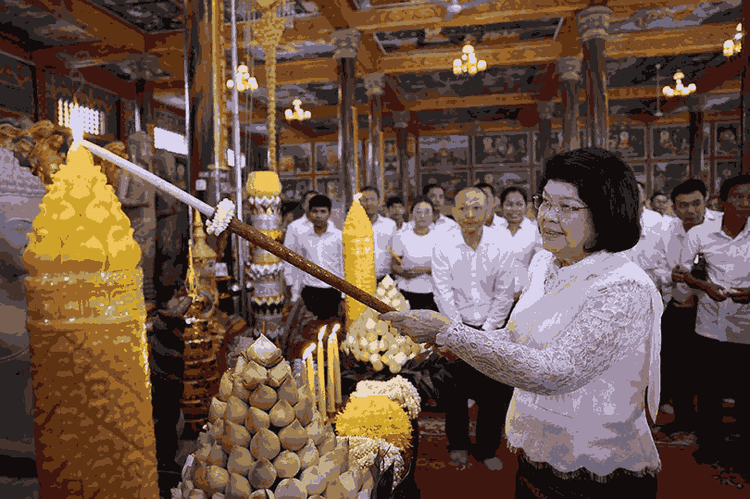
[390,197,439,312]
[383,148,663,498]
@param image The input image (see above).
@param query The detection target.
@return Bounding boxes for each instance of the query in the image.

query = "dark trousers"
[660,300,698,425]
[695,334,749,465]
[400,290,439,312]
[444,324,515,462]
[515,452,657,499]
[301,286,342,320]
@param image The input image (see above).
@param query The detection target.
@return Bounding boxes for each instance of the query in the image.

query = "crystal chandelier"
[723,23,743,57]
[453,43,487,75]
[285,99,311,121]
[226,63,258,92]
[662,70,695,97]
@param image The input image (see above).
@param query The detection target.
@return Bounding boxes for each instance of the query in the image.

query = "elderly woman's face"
[537,180,595,266]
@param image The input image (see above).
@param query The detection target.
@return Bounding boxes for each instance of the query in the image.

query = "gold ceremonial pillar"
[365,72,385,203]
[557,57,582,152]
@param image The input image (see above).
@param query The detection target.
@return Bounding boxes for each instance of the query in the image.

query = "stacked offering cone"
[23,143,158,497]
[176,335,381,498]
[343,276,426,373]
[343,195,376,330]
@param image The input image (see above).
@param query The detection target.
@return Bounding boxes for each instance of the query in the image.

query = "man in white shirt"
[496,186,542,268]
[385,196,406,231]
[283,190,318,302]
[656,179,719,434]
[650,191,671,217]
[424,183,460,233]
[360,186,397,281]
[672,175,750,470]
[638,182,665,234]
[297,194,344,320]
[432,187,523,471]
[475,182,508,234]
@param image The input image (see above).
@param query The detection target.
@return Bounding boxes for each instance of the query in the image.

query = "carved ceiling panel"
[609,2,740,34]
[0,0,98,50]
[87,0,184,33]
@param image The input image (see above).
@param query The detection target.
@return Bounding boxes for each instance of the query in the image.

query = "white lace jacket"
[436,250,663,479]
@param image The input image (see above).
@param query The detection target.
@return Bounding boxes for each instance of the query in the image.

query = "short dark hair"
[386,196,404,209]
[423,183,442,196]
[650,191,667,203]
[500,186,528,205]
[410,196,435,214]
[361,186,379,198]
[670,179,707,205]
[539,148,640,253]
[308,194,332,210]
[474,182,495,197]
[302,189,319,201]
[719,174,750,201]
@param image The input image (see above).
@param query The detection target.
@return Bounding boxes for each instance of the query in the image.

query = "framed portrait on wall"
[419,135,470,169]
[280,177,313,203]
[419,171,470,206]
[475,169,532,199]
[608,127,646,160]
[279,143,311,174]
[315,142,339,173]
[715,161,741,191]
[474,132,530,166]
[532,131,562,165]
[314,177,343,204]
[714,123,740,158]
[652,125,690,158]
[653,161,689,194]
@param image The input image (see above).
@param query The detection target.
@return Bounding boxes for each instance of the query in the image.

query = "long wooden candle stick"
[326,332,336,414]
[80,139,395,315]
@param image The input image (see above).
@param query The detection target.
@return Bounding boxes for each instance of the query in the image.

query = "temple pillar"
[184,0,215,201]
[365,72,385,202]
[537,101,555,165]
[557,56,582,151]
[688,94,708,184]
[332,29,362,208]
[742,0,750,174]
[577,6,611,149]
[394,110,410,209]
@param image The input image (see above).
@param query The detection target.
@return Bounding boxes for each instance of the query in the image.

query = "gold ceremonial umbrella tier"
[25,268,159,498]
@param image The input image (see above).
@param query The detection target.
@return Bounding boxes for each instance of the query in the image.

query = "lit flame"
[318,325,326,342]
[302,343,315,360]
[331,323,341,335]
[328,333,336,345]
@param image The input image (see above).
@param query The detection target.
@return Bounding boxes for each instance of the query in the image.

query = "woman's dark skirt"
[515,452,657,499]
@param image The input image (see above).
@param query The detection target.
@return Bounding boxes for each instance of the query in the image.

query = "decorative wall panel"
[474,132,530,166]
[652,125,690,158]
[0,53,34,117]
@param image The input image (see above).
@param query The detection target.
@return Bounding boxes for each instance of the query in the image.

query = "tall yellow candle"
[317,326,326,416]
[302,343,316,401]
[326,333,336,414]
[331,323,342,407]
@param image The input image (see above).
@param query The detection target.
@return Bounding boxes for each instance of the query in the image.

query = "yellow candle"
[317,326,326,416]
[326,333,336,414]
[331,323,342,407]
[302,343,316,401]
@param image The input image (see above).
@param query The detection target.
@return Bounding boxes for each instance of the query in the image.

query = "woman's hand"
[705,282,728,302]
[727,287,750,304]
[379,310,453,344]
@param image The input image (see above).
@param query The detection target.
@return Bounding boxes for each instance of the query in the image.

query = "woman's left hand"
[378,310,453,344]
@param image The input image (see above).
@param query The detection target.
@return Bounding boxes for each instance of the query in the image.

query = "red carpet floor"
[410,408,747,498]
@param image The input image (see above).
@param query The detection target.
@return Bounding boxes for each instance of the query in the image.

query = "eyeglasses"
[532,195,589,217]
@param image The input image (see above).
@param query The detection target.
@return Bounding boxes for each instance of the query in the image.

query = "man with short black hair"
[385,196,406,230]
[360,186,397,281]
[673,175,750,471]
[298,194,343,320]
[423,183,460,232]
[433,187,523,471]
[650,191,670,217]
[475,182,507,232]
[283,189,319,302]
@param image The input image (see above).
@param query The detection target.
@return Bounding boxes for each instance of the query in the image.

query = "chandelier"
[723,23,743,57]
[662,70,695,98]
[453,43,486,75]
[226,63,258,92]
[285,99,311,121]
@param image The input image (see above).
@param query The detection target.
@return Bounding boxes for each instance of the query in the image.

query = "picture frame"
[714,122,740,158]
[532,130,562,164]
[279,143,312,174]
[314,142,339,173]
[419,135,470,169]
[608,127,646,160]
[715,161,741,191]
[280,177,313,203]
[652,125,690,159]
[653,161,689,194]
[474,169,532,199]
[419,171,470,206]
[474,132,530,166]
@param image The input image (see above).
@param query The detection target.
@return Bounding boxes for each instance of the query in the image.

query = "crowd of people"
[279,148,749,497]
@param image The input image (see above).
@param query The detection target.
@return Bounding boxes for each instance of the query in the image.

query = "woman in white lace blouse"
[383,148,664,498]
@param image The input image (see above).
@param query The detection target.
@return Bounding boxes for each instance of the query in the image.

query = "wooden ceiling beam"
[0,37,33,63]
[606,22,737,58]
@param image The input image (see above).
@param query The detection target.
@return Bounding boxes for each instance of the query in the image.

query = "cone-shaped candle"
[23,139,158,498]
[343,194,375,329]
